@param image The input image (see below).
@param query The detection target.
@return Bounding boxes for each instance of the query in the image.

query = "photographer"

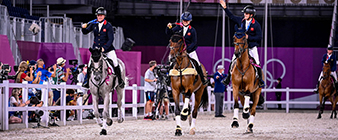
[52,57,71,105]
[66,89,79,121]
[154,64,170,120]
[34,59,56,100]
[144,60,157,120]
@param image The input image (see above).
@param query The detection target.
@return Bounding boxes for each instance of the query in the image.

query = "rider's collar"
[98,19,105,23]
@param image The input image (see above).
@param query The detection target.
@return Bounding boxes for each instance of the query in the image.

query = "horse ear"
[89,47,93,53]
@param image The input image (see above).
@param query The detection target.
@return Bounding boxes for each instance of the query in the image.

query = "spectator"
[66,89,79,121]
[213,65,227,117]
[275,78,282,110]
[77,64,89,105]
[144,60,157,120]
[9,91,30,124]
[34,59,56,100]
[77,64,87,84]
[52,57,71,106]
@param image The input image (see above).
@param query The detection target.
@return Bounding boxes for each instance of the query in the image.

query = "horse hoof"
[100,129,107,135]
[189,128,196,135]
[106,119,113,126]
[242,113,250,119]
[231,121,239,128]
[317,115,321,119]
[181,114,188,121]
[118,118,124,123]
[175,129,182,136]
[244,124,253,134]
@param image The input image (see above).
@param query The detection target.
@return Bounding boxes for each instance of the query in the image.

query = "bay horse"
[89,47,125,135]
[317,61,338,119]
[169,34,208,136]
[230,32,263,133]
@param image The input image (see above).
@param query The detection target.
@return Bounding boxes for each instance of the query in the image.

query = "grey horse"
[89,47,125,135]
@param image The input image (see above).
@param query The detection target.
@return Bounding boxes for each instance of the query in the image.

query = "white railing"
[0,80,325,131]
[207,86,326,114]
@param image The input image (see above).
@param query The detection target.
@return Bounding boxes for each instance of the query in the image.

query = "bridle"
[234,36,248,59]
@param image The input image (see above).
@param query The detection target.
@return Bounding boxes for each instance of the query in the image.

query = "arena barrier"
[0,80,325,131]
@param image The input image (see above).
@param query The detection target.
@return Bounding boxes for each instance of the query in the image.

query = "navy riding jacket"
[82,20,115,53]
[321,53,337,71]
[213,72,227,93]
[165,24,197,53]
[223,8,262,48]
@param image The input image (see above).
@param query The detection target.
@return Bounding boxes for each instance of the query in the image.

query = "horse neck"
[236,49,250,69]
[175,54,190,69]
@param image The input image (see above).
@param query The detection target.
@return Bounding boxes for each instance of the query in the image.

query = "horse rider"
[165,11,208,85]
[219,0,265,87]
[314,45,337,93]
[81,7,124,88]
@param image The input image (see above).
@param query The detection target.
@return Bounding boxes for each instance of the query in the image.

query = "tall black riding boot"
[256,67,265,87]
[196,64,208,85]
[82,67,91,88]
[107,59,125,88]
[314,81,320,94]
[222,62,232,86]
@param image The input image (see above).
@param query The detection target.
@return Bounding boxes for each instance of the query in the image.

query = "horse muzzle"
[94,75,102,81]
[234,51,240,58]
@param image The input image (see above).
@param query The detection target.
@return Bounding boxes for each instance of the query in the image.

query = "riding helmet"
[328,44,333,50]
[95,7,107,16]
[242,5,256,17]
[181,11,192,21]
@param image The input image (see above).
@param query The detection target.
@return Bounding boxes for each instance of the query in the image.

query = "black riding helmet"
[95,7,107,16]
[242,5,256,17]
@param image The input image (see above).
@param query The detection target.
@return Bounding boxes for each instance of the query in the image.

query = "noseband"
[234,38,248,58]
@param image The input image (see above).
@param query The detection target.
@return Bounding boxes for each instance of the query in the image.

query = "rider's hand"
[102,48,105,52]
[82,23,87,28]
[167,23,172,29]
[216,76,220,79]
[219,0,227,9]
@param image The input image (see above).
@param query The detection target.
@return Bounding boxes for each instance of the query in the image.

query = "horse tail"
[198,87,209,109]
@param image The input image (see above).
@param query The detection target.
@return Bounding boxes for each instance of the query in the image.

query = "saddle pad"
[169,68,197,76]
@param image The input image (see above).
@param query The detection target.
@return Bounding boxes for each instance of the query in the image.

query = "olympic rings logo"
[213,58,286,89]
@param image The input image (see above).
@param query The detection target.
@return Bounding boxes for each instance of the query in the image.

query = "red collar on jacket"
[103,20,107,25]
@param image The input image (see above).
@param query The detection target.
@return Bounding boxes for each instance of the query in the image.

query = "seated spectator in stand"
[66,89,79,121]
[34,59,56,100]
[52,57,70,106]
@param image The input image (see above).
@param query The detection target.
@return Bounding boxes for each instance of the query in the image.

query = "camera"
[69,59,79,84]
[0,64,12,83]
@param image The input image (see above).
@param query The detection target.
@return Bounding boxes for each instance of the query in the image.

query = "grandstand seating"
[1,0,39,20]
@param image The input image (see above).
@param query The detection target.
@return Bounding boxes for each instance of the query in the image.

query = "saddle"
[231,56,259,81]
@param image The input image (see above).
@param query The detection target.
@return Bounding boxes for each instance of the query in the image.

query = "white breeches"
[106,50,118,67]
[318,71,337,82]
[89,50,118,67]
[249,47,260,65]
[231,47,260,65]
[189,51,200,66]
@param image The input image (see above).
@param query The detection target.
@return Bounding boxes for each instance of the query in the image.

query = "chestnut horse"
[317,62,338,119]
[168,34,208,136]
[230,32,263,133]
